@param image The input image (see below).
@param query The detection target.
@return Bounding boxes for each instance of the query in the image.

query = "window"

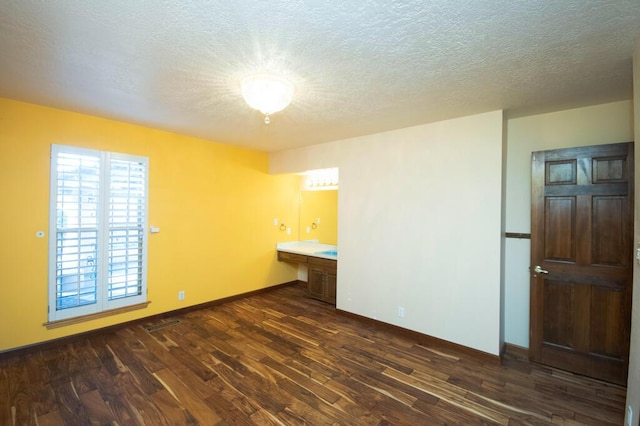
[48,144,148,322]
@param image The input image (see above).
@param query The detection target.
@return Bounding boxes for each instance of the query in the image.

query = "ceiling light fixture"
[241,74,294,124]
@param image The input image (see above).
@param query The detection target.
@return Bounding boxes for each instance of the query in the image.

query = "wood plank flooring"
[0,284,627,425]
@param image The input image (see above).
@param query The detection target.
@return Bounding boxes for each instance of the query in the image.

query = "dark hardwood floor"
[0,284,626,425]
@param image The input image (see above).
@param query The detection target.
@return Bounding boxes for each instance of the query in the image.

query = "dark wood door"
[530,142,634,385]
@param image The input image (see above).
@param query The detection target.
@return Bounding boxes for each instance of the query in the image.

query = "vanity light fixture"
[301,168,339,191]
[241,73,294,124]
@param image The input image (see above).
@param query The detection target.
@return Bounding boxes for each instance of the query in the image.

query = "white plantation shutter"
[49,145,148,321]
[53,152,100,311]
[107,158,145,301]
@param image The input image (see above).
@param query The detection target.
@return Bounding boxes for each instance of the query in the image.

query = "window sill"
[43,301,151,330]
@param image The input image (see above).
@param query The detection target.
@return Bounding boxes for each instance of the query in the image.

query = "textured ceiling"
[1,1,639,152]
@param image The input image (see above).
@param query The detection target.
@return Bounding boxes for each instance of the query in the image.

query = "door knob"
[533,265,549,274]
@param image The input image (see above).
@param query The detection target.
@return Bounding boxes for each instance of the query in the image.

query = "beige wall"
[272,102,637,358]
[626,41,640,426]
[272,110,504,355]
[504,100,634,347]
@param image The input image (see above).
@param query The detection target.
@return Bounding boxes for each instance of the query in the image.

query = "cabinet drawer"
[308,256,337,272]
[277,251,308,264]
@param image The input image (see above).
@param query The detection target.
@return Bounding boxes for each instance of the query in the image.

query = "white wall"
[504,100,634,347]
[272,110,504,355]
[626,41,640,426]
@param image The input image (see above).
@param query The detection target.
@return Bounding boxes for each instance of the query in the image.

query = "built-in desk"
[277,242,337,304]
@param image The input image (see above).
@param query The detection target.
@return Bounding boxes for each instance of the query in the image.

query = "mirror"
[299,189,338,244]
[298,168,338,244]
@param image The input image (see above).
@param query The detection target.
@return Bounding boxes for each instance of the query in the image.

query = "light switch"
[150,226,160,233]
[273,218,278,226]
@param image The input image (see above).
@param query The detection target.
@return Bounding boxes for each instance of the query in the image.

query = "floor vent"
[145,319,181,332]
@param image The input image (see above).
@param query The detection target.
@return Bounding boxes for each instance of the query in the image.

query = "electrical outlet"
[397,306,405,318]
[178,291,185,301]
[627,406,633,426]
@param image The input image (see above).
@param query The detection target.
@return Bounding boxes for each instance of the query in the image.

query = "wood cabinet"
[277,251,337,305]
[308,257,337,304]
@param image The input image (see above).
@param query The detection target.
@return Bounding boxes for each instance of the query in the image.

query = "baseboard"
[335,309,501,365]
[502,342,529,359]
[0,280,301,359]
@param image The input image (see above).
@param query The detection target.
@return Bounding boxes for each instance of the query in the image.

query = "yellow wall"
[0,98,300,352]
[300,190,338,244]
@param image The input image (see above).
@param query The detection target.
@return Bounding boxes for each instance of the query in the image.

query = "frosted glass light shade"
[241,74,294,117]
[301,168,339,191]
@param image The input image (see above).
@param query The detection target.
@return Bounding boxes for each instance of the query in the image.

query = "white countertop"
[277,241,337,260]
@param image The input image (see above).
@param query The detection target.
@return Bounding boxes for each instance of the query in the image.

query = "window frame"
[48,144,149,322]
